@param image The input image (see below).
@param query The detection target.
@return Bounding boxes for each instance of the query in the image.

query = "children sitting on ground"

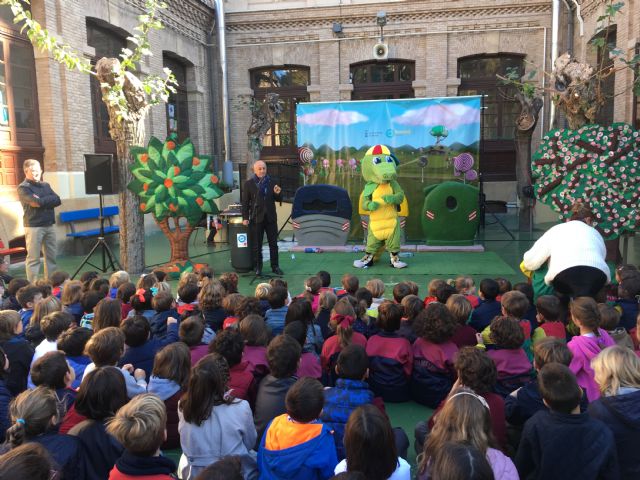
[316,290,337,340]
[253,334,301,446]
[469,279,502,332]
[177,282,200,319]
[398,294,422,344]
[57,327,91,388]
[514,282,538,330]
[392,282,412,304]
[117,282,136,319]
[180,315,210,367]
[317,270,333,294]
[198,280,227,332]
[2,278,29,312]
[446,294,476,348]
[598,303,634,349]
[2,386,82,479]
[16,285,43,331]
[119,314,178,380]
[481,316,532,397]
[422,279,445,306]
[49,271,69,300]
[615,271,640,331]
[150,291,179,339]
[66,367,128,477]
[589,346,640,479]
[210,328,256,401]
[454,275,480,308]
[254,283,271,315]
[84,326,147,398]
[108,270,130,299]
[265,286,289,336]
[31,310,73,365]
[417,387,517,480]
[300,276,322,314]
[285,298,323,355]
[411,302,458,407]
[93,297,122,333]
[321,298,367,385]
[0,310,33,395]
[239,314,270,382]
[30,350,76,410]
[284,320,322,380]
[505,338,575,425]
[353,288,375,337]
[221,293,244,330]
[106,393,176,479]
[178,354,258,480]
[365,279,386,317]
[567,297,615,402]
[128,288,155,320]
[79,290,102,329]
[366,302,413,402]
[415,346,508,454]
[258,377,337,480]
[335,404,410,480]
[515,363,618,479]
[532,295,566,344]
[147,342,191,450]
[336,273,359,298]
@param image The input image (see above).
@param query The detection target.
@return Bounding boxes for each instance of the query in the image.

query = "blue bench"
[59,206,120,238]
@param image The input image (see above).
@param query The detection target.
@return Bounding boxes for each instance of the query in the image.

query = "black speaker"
[84,154,116,194]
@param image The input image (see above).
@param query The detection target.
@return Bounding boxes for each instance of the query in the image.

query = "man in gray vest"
[17,159,61,281]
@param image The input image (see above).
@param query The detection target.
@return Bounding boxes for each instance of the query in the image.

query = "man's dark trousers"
[251,219,279,271]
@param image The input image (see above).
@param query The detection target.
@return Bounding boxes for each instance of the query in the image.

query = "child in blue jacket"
[258,377,337,480]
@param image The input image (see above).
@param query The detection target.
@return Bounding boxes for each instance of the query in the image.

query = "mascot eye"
[373,157,382,165]
[386,157,393,163]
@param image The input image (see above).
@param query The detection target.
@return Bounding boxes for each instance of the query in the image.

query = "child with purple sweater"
[481,316,532,397]
[567,297,615,402]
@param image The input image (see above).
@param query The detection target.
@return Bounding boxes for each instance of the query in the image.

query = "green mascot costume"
[354,144,407,269]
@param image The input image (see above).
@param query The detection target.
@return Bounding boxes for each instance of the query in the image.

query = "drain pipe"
[549,0,561,129]
[561,0,574,55]
[571,0,584,37]
[213,0,234,186]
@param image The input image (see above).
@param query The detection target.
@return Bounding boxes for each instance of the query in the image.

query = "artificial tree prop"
[532,123,640,240]
[127,135,224,275]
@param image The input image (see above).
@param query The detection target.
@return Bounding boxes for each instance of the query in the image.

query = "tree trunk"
[514,93,543,231]
[156,217,196,264]
[115,126,145,275]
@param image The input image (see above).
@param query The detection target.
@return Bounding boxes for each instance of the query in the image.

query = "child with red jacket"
[210,328,255,402]
[366,301,413,402]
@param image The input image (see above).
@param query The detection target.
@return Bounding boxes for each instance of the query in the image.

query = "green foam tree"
[532,123,640,239]
[128,135,223,270]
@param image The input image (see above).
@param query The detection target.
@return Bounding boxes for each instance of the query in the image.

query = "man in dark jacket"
[242,160,283,276]
[17,159,61,282]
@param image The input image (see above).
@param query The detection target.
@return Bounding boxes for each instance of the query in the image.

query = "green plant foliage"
[532,124,640,239]
[127,135,224,225]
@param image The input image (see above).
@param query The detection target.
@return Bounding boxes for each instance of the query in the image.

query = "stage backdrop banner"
[296,96,482,240]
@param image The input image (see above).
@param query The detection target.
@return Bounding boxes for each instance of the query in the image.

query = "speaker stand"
[72,192,122,279]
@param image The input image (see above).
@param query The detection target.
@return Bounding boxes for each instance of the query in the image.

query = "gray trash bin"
[228,216,253,273]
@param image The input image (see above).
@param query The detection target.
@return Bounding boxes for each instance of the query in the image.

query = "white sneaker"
[353,253,374,268]
[390,253,407,269]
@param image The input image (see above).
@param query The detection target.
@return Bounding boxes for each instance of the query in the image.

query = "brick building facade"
[1,0,638,250]
[0,0,217,248]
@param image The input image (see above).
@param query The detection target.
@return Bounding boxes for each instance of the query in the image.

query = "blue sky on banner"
[296,96,481,150]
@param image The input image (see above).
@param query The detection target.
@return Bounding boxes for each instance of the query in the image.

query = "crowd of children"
[0,263,638,480]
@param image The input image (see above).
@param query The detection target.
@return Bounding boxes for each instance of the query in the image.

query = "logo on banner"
[237,233,248,248]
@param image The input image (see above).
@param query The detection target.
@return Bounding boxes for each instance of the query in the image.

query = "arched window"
[250,66,309,159]
[350,60,415,100]
[458,54,524,181]
[0,4,43,189]
[86,19,127,156]
[163,53,190,143]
